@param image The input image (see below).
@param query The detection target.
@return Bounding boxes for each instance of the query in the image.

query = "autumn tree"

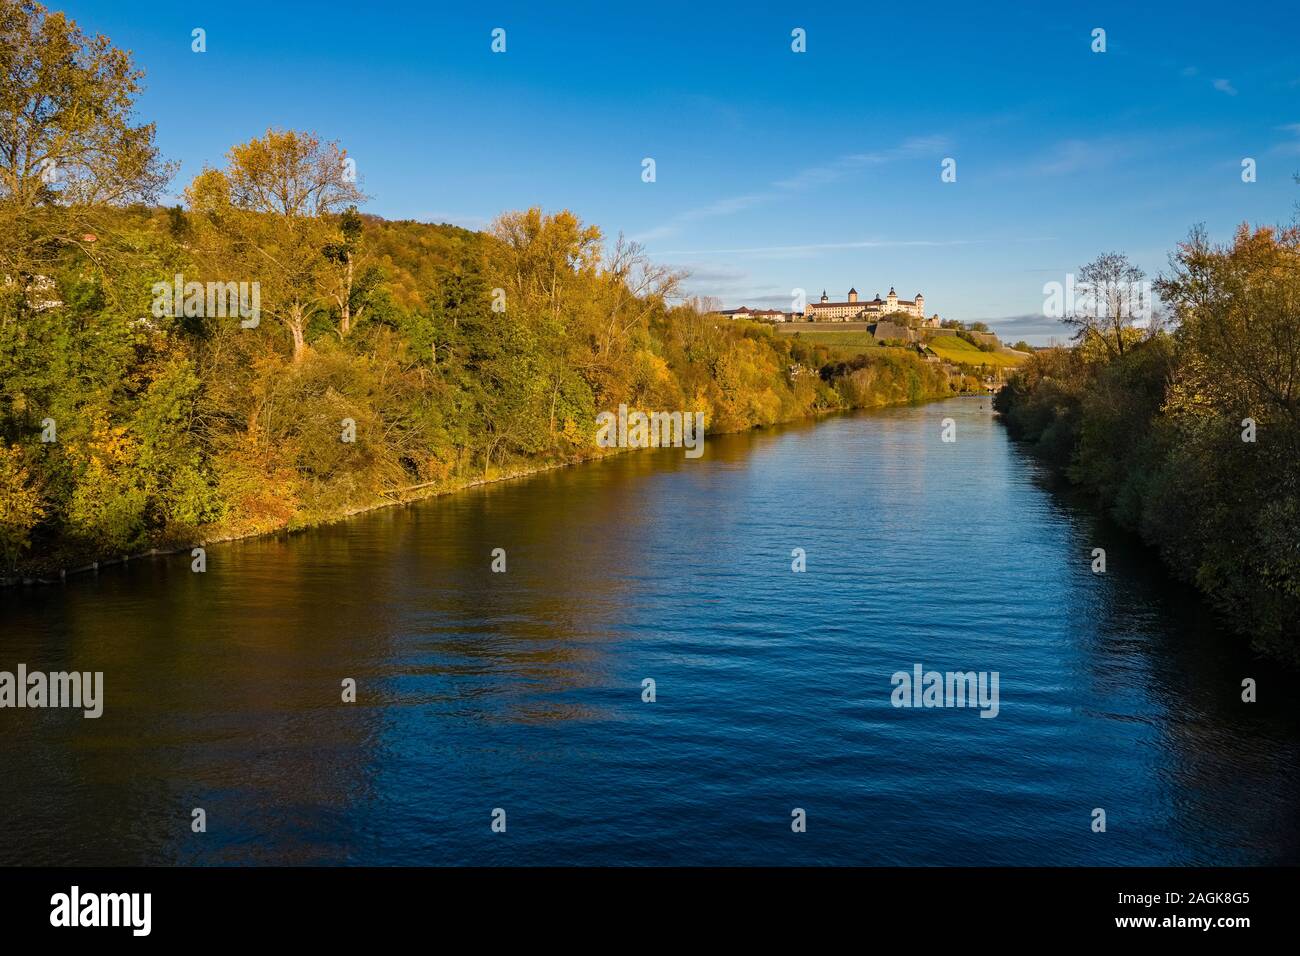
[0,0,171,308]
[598,234,684,360]
[1064,252,1150,358]
[1157,224,1300,426]
[324,207,381,338]
[485,209,604,437]
[184,129,366,361]
[0,443,43,570]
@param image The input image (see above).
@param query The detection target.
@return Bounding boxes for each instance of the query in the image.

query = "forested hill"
[0,3,959,578]
[1,201,955,578]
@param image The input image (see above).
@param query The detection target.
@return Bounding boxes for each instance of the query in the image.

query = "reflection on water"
[2,397,1297,865]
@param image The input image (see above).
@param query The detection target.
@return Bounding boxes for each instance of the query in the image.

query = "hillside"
[2,198,963,578]
[923,333,1025,368]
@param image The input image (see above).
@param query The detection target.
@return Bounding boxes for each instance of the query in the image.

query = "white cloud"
[1266,123,1300,156]
[631,136,950,244]
[772,136,949,191]
[970,312,1073,346]
[655,236,1054,258]
[1026,139,1117,176]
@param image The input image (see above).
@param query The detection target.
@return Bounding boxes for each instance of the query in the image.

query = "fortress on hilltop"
[806,287,937,325]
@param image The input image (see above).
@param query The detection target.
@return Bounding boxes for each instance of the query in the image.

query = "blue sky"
[65,0,1300,343]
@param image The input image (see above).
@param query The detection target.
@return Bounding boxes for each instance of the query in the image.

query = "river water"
[2,396,1297,865]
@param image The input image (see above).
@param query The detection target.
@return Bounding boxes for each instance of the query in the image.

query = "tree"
[1157,224,1300,426]
[598,233,683,360]
[487,209,604,437]
[324,207,375,338]
[414,256,491,369]
[0,0,171,303]
[0,443,43,570]
[184,129,366,361]
[1065,252,1148,357]
[489,208,602,319]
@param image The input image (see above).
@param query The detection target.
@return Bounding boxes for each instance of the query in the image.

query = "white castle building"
[806,287,933,323]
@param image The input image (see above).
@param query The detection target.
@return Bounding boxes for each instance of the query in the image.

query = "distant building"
[714,285,939,328]
[715,306,794,323]
[807,286,926,322]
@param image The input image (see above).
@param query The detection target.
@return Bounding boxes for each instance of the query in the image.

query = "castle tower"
[820,290,828,303]
[914,292,924,316]
[847,287,858,303]
[886,287,898,312]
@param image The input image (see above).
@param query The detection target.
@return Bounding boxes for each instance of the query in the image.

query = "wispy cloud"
[671,263,791,310]
[632,136,950,244]
[970,312,1073,346]
[1268,123,1300,156]
[1181,63,1244,98]
[997,132,1173,179]
[633,194,771,243]
[675,264,750,285]
[772,136,949,190]
[1023,139,1122,176]
[656,236,1055,258]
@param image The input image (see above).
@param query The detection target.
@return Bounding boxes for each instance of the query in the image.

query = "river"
[2,396,1297,865]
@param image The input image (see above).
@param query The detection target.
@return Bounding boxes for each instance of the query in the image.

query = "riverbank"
[3,383,961,588]
[1,456,584,587]
[5,207,962,586]
[995,331,1299,663]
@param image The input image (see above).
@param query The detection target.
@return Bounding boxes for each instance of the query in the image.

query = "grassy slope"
[779,326,1027,368]
[924,334,1024,368]
[783,330,880,358]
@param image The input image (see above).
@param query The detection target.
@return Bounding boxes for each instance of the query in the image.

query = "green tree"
[0,443,43,569]
[184,129,366,361]
[0,0,172,316]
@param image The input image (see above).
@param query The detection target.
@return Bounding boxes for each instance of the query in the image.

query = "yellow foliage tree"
[0,444,44,570]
